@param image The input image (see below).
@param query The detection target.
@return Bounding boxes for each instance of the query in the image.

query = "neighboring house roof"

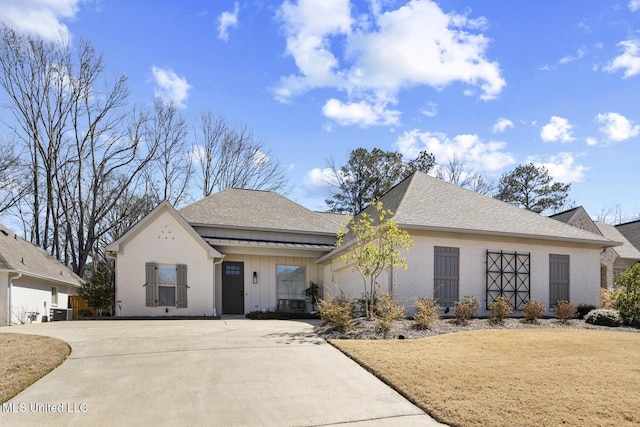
[549,206,603,236]
[372,172,617,246]
[0,224,83,287]
[595,222,640,260]
[548,207,582,224]
[315,211,349,228]
[617,220,640,252]
[106,201,223,259]
[179,188,341,235]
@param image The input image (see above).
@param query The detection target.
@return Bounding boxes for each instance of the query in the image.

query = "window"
[51,287,58,306]
[276,265,306,302]
[549,254,570,306]
[145,263,188,308]
[157,265,176,307]
[434,247,459,307]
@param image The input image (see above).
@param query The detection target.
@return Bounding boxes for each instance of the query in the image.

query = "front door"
[222,261,244,314]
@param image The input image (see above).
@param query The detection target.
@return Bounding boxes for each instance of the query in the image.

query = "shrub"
[78,309,93,318]
[612,263,640,325]
[554,300,577,322]
[318,294,355,332]
[601,288,614,309]
[373,292,405,333]
[489,296,512,323]
[584,308,621,327]
[454,296,479,324]
[523,300,546,322]
[576,304,597,319]
[413,297,440,330]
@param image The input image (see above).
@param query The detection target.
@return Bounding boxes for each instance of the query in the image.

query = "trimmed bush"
[554,300,577,322]
[584,308,621,327]
[373,292,405,333]
[413,297,440,330]
[318,294,355,332]
[576,304,597,319]
[489,296,512,323]
[454,296,479,324]
[523,300,546,322]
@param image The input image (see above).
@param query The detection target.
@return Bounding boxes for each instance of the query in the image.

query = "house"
[550,207,640,288]
[107,172,618,318]
[0,224,83,326]
[106,190,341,317]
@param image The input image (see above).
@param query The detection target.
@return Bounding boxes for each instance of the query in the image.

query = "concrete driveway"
[1,319,444,426]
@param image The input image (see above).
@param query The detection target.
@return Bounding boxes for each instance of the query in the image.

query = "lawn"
[0,333,70,403]
[332,329,640,427]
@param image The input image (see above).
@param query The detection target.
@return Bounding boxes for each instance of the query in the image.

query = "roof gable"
[106,201,222,259]
[179,188,340,234]
[549,206,601,235]
[375,172,616,246]
[0,224,83,287]
[595,222,640,260]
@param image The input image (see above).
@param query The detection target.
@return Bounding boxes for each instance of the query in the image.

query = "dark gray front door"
[222,261,244,314]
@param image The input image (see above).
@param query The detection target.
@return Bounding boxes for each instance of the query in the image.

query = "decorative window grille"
[486,250,530,310]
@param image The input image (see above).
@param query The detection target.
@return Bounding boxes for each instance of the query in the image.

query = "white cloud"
[586,137,598,146]
[421,102,437,118]
[492,117,513,134]
[596,112,640,142]
[630,0,640,12]
[304,167,339,195]
[218,2,239,41]
[322,97,400,127]
[529,152,588,183]
[604,40,640,78]
[151,66,192,109]
[275,0,505,125]
[559,47,587,65]
[0,0,82,41]
[540,116,575,143]
[396,130,516,172]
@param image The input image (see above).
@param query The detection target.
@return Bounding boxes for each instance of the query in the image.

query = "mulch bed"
[315,317,640,340]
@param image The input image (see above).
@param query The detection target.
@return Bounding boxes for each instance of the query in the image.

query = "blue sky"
[2,0,640,220]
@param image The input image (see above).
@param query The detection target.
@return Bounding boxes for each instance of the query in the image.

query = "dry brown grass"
[0,333,70,403]
[332,329,640,427]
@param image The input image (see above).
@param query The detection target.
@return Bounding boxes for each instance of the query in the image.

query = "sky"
[1,0,639,221]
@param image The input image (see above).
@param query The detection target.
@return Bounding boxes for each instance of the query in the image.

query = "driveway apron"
[0,319,444,426]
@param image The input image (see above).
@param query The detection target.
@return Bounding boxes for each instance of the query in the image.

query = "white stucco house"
[0,224,83,326]
[107,172,619,318]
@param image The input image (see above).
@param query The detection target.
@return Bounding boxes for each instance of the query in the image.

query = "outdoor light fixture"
[253,271,258,284]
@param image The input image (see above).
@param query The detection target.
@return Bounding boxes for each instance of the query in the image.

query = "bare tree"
[193,112,288,196]
[596,204,624,225]
[142,97,192,206]
[0,141,26,213]
[435,155,494,195]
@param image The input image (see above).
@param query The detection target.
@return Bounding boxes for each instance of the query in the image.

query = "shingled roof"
[373,172,617,246]
[617,220,640,252]
[0,224,82,287]
[595,222,640,260]
[179,188,341,234]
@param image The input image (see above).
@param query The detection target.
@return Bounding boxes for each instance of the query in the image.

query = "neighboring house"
[107,172,617,318]
[550,207,640,288]
[617,219,640,252]
[0,224,83,326]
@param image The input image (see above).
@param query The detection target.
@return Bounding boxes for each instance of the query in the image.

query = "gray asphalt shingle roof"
[375,172,616,245]
[0,224,83,286]
[617,220,640,252]
[179,188,341,234]
[596,222,640,260]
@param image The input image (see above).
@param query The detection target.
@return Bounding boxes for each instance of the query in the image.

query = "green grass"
[332,329,640,427]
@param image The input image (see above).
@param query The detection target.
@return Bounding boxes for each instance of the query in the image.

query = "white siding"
[114,209,214,317]
[0,272,8,326]
[9,276,76,324]
[329,230,602,316]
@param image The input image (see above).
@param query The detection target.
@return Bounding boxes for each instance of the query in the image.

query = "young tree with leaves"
[326,148,435,214]
[494,163,571,214]
[79,263,115,316]
[337,200,413,319]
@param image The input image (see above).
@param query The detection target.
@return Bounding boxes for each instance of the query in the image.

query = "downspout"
[8,273,22,325]
[212,255,225,317]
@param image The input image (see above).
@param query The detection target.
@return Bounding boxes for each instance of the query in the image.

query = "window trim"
[51,286,58,306]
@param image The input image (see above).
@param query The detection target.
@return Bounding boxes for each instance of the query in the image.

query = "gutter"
[0,268,81,288]
[8,272,22,325]
[212,255,225,317]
